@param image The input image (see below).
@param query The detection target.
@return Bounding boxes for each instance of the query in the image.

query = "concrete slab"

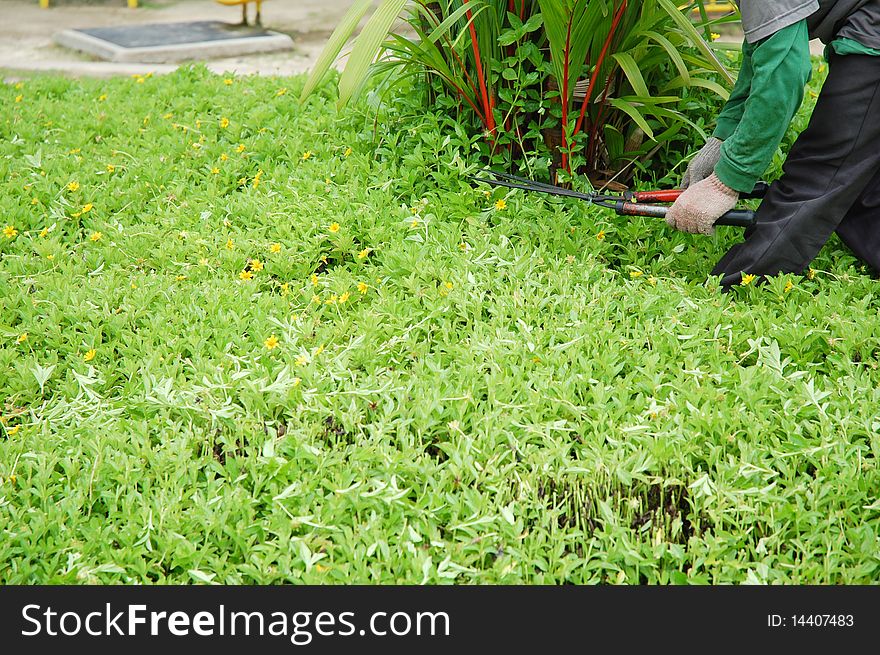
[54,20,293,64]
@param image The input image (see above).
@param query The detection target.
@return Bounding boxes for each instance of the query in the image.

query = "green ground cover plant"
[1,64,878,584]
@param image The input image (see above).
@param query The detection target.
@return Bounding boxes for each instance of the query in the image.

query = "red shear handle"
[630,181,769,203]
[616,202,756,228]
[630,189,683,203]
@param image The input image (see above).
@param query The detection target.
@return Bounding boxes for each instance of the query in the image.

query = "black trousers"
[712,52,880,287]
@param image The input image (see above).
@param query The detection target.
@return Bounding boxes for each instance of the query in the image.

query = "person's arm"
[712,47,755,141]
[714,20,813,193]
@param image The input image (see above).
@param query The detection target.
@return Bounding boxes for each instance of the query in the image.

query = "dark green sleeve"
[713,47,754,141]
[714,20,813,193]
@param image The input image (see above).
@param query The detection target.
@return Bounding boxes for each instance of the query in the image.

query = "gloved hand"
[666,173,739,235]
[681,137,723,189]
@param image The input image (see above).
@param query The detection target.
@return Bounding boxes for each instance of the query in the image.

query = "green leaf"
[608,98,655,140]
[657,0,734,86]
[612,52,650,98]
[299,0,375,103]
[338,0,409,108]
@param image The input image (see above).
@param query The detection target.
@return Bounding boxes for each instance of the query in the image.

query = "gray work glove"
[666,173,739,235]
[681,137,723,189]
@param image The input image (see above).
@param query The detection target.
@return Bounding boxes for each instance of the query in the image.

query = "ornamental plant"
[301,1,739,182]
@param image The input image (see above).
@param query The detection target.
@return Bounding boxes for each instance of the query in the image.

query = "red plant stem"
[520,0,526,20]
[573,0,627,139]
[463,0,496,137]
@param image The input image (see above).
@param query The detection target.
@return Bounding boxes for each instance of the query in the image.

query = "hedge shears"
[472,169,768,228]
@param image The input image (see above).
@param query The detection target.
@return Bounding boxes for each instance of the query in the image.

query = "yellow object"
[215,0,266,26]
[701,2,736,14]
[40,1,137,7]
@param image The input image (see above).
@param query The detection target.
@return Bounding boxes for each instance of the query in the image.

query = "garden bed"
[0,65,878,584]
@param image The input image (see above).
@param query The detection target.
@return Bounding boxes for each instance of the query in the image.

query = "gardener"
[667,0,880,287]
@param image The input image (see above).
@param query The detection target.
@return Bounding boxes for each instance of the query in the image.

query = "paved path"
[0,0,357,79]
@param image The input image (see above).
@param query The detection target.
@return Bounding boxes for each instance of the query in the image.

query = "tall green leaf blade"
[612,52,650,98]
[337,0,409,108]
[299,0,375,102]
[657,0,734,86]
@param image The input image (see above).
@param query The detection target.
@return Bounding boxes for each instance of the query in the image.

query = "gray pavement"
[0,0,357,78]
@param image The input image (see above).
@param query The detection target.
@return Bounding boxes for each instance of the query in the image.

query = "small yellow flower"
[302,151,312,161]
[293,377,301,387]
[226,238,235,250]
[410,219,419,229]
[211,167,220,175]
[311,273,319,287]
[7,425,20,436]
[339,291,351,303]
[237,177,247,186]
[199,257,210,266]
[280,282,290,295]
[15,94,23,103]
[31,197,39,205]
[46,254,55,261]
[239,270,253,280]
[459,242,469,252]
[358,247,372,259]
[711,32,721,41]
[106,164,115,173]
[3,225,17,239]
[220,117,230,129]
[328,222,340,234]
[647,276,657,286]
[596,230,606,241]
[250,259,264,272]
[358,282,368,294]
[314,344,325,356]
[163,112,173,120]
[444,281,454,290]
[269,242,282,254]
[224,78,233,86]
[276,87,288,96]
[16,333,28,344]
[89,231,103,242]
[253,170,263,188]
[808,268,816,280]
[264,335,279,350]
[39,227,49,238]
[343,146,352,157]
[311,294,321,304]
[236,144,246,153]
[784,280,794,293]
[741,273,757,286]
[296,354,308,366]
[220,153,229,162]
[69,148,81,155]
[81,203,94,213]
[67,181,80,192]
[83,349,96,362]
[629,271,643,278]
[494,198,507,211]
[325,294,338,305]
[175,274,187,281]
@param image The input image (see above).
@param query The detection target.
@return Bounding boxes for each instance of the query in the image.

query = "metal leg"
[240,4,248,26]
[255,1,262,26]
